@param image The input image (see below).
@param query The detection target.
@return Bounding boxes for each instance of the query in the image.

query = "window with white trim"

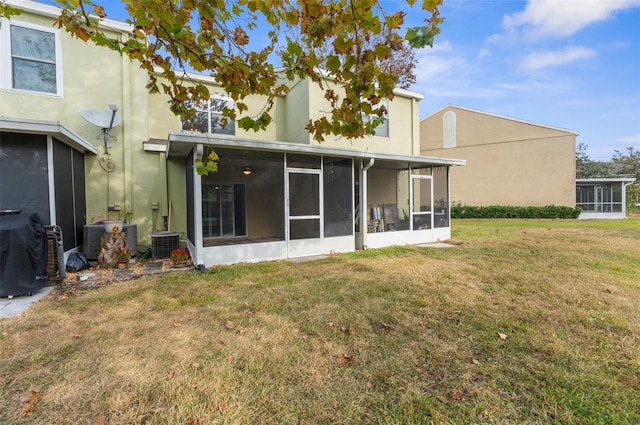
[182,93,235,135]
[361,98,389,138]
[1,20,62,95]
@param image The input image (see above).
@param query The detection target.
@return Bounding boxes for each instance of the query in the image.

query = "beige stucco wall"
[421,106,576,207]
[305,79,420,155]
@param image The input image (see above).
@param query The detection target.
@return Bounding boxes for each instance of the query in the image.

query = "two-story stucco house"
[1,0,464,268]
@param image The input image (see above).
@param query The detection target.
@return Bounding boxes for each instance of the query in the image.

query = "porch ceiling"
[167,131,466,167]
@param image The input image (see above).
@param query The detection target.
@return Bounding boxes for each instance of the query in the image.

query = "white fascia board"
[143,138,168,152]
[576,178,636,184]
[0,116,98,154]
[155,67,424,100]
[7,0,133,33]
[167,131,466,167]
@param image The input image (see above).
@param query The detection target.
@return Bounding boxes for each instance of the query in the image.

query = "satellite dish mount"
[80,104,121,154]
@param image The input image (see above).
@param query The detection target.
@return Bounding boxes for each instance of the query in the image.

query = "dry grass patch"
[1,218,639,424]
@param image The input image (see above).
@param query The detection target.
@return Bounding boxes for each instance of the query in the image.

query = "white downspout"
[360,157,375,249]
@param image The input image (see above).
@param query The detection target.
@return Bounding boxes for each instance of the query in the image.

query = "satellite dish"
[80,105,121,153]
[80,109,121,129]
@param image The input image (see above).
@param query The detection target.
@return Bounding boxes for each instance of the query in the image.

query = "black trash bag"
[66,252,91,272]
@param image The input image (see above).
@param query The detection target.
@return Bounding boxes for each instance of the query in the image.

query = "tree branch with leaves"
[2,0,442,142]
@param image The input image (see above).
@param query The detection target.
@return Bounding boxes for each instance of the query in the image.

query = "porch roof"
[576,178,636,184]
[0,116,98,154]
[167,132,466,168]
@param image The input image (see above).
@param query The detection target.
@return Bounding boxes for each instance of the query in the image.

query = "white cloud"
[617,134,640,144]
[493,0,640,41]
[413,41,465,81]
[518,46,597,70]
[477,48,491,60]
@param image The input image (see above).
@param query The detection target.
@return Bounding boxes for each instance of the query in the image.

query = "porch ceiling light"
[243,167,252,176]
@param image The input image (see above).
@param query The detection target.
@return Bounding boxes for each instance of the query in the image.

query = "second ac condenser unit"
[83,224,137,260]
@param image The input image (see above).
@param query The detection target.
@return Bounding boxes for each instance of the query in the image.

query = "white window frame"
[361,97,389,138]
[0,19,63,97]
[182,92,235,135]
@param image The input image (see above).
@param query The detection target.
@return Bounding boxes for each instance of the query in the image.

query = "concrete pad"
[0,286,54,319]
[288,255,330,263]
[416,242,458,248]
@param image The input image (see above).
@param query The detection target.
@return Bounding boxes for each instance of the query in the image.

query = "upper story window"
[1,20,62,96]
[182,93,235,135]
[362,98,389,138]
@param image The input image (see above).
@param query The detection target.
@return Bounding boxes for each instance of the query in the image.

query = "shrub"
[451,205,581,219]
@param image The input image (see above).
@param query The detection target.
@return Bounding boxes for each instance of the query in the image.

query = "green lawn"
[1,218,639,424]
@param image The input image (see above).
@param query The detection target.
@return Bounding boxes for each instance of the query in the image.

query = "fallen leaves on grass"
[497,332,508,340]
[340,325,354,334]
[19,386,41,413]
[451,389,464,401]
[185,413,198,424]
[93,415,106,425]
[467,357,480,365]
[337,353,355,365]
[225,321,235,330]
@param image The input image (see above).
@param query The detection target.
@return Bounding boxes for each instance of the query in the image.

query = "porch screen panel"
[289,172,320,240]
[602,184,613,212]
[287,154,321,169]
[233,184,246,236]
[433,166,449,228]
[0,133,50,223]
[72,148,86,248]
[201,148,283,242]
[202,182,246,238]
[612,184,623,212]
[576,186,595,211]
[289,173,320,216]
[412,178,432,230]
[53,139,75,250]
[323,157,353,237]
[290,220,320,239]
[220,184,234,237]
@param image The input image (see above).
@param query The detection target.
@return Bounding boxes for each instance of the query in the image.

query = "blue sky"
[400,0,640,161]
[44,0,640,161]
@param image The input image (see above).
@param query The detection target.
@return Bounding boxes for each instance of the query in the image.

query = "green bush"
[451,205,581,219]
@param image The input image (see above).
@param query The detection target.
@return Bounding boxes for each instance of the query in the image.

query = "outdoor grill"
[0,211,48,297]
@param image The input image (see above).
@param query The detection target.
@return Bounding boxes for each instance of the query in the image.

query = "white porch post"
[360,158,374,249]
[193,144,204,265]
[46,135,56,225]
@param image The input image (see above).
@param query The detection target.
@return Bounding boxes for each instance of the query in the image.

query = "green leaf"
[326,55,341,73]
[422,0,441,11]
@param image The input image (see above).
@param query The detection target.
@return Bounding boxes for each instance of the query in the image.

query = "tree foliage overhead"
[5,0,443,141]
[576,142,612,179]
[611,146,640,181]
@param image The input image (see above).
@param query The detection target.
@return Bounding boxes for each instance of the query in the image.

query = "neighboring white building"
[576,178,637,219]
